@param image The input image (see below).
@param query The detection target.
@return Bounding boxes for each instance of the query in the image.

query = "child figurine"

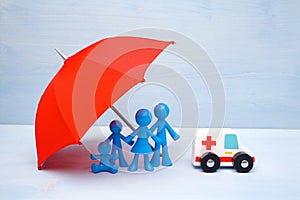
[90,142,118,174]
[105,120,134,167]
[125,109,161,172]
[150,103,180,167]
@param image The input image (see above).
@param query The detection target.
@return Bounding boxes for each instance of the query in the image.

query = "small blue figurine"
[125,109,161,172]
[90,142,118,174]
[105,120,134,167]
[150,103,180,167]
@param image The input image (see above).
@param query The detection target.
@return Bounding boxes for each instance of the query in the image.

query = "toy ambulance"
[192,128,255,173]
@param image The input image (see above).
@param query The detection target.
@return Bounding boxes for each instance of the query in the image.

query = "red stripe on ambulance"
[195,156,255,163]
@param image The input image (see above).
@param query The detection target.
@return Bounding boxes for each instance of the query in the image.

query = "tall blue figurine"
[90,142,118,174]
[105,120,134,167]
[150,103,180,167]
[125,109,161,172]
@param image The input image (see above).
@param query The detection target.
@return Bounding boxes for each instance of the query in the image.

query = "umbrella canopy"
[35,36,173,169]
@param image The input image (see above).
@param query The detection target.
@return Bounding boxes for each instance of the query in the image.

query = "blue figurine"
[125,109,161,172]
[150,103,180,167]
[90,142,118,174]
[105,120,134,167]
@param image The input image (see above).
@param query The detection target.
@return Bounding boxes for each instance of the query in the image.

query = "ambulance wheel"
[201,153,220,173]
[234,153,253,173]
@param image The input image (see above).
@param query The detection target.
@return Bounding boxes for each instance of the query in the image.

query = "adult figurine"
[150,103,180,167]
[90,142,118,174]
[105,120,133,167]
[125,109,161,172]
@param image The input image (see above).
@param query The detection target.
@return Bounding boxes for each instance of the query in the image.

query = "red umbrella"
[35,36,173,169]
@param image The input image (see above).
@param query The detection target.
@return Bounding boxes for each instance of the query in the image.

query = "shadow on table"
[41,144,92,174]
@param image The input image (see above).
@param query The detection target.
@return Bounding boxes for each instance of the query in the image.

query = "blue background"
[0,0,299,128]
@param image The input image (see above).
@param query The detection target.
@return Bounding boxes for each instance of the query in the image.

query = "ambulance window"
[224,134,239,149]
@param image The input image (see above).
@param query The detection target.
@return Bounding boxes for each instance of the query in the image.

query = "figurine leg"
[128,154,139,172]
[91,163,100,173]
[144,154,154,171]
[150,143,161,167]
[110,167,118,174]
[98,163,118,174]
[106,164,118,174]
[111,146,117,165]
[162,146,172,167]
[117,148,129,167]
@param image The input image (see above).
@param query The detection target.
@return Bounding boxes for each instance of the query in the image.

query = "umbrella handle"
[110,105,135,131]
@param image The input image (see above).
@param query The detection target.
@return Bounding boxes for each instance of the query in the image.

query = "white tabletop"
[0,125,299,200]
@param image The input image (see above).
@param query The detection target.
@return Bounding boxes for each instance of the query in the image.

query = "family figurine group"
[90,103,180,174]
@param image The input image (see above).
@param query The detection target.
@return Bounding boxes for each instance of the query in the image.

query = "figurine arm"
[148,129,161,143]
[166,122,180,141]
[151,135,161,144]
[124,129,138,143]
[90,154,101,160]
[121,132,134,146]
[150,121,159,132]
[105,134,113,143]
[120,133,126,140]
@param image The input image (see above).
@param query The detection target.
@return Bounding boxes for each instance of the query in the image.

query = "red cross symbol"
[202,136,216,150]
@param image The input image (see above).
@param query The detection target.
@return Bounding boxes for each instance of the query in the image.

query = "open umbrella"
[35,36,173,169]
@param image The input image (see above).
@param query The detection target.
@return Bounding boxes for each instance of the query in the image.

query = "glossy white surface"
[0,125,299,200]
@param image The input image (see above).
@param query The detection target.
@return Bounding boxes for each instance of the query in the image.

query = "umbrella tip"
[55,48,67,60]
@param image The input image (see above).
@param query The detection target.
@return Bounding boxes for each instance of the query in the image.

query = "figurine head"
[135,109,152,126]
[109,120,122,133]
[154,103,170,120]
[98,142,111,154]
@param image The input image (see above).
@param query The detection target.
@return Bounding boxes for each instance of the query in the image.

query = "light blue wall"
[0,0,299,128]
